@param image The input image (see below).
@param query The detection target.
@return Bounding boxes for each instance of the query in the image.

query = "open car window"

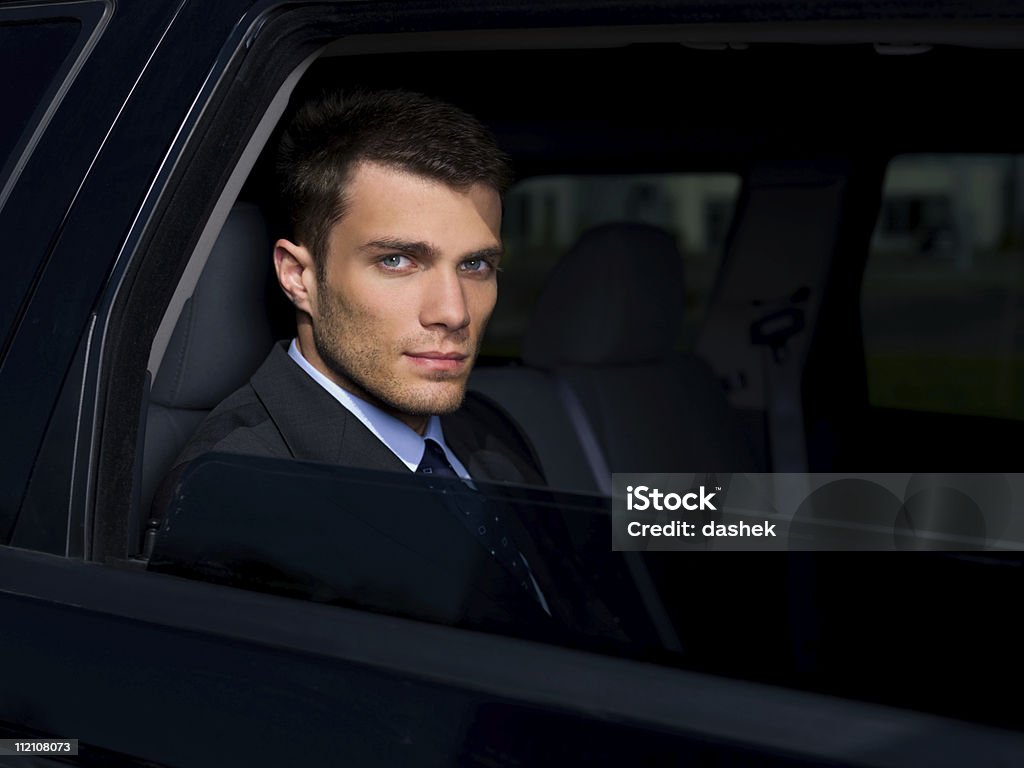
[864,153,1024,421]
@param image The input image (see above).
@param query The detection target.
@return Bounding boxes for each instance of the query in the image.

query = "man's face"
[306,162,502,428]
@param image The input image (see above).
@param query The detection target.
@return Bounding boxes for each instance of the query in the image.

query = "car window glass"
[486,174,741,357]
[863,154,1024,420]
[0,18,81,197]
[149,452,669,657]
[144,452,1024,730]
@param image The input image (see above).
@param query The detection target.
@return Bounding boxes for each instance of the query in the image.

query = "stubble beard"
[311,287,477,418]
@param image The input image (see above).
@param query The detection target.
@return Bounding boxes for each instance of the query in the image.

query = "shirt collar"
[287,338,469,478]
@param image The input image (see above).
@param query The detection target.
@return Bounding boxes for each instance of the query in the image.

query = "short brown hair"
[275,89,513,278]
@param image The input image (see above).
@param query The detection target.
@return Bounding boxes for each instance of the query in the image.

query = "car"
[4,0,1024,765]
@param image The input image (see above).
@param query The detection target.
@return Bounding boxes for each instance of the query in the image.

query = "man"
[156,90,635,644]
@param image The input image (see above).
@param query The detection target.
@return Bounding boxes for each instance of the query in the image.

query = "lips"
[404,351,469,372]
[406,351,468,360]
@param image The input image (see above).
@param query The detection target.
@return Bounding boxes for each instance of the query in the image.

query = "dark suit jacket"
[154,342,633,645]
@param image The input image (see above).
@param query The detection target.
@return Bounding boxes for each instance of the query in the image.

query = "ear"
[274,238,316,315]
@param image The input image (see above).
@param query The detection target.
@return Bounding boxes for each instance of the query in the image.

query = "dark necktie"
[417,438,544,608]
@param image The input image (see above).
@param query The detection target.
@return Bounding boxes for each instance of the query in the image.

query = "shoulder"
[174,382,289,467]
[174,341,305,466]
[150,379,289,519]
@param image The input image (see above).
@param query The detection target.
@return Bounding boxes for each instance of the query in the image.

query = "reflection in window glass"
[863,155,1024,420]
[486,174,741,356]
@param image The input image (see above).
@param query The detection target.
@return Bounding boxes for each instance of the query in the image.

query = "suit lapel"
[249,346,535,483]
[249,342,408,473]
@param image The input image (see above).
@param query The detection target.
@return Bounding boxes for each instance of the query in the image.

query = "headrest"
[521,223,685,367]
[151,202,277,409]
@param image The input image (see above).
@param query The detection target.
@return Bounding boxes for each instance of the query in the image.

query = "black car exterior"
[5,1,1024,765]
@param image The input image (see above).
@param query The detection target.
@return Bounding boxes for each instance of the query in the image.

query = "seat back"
[139,202,286,517]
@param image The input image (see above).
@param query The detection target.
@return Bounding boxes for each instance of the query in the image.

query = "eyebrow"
[361,238,504,262]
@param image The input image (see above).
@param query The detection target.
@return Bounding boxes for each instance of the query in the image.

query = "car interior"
[121,32,1024,725]
[141,39,1024,500]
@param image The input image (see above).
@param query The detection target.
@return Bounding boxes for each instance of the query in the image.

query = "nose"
[420,266,470,331]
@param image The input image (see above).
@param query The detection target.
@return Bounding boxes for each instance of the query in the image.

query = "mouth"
[404,351,469,372]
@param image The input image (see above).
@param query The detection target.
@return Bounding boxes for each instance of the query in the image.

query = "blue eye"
[380,254,412,270]
[461,258,492,274]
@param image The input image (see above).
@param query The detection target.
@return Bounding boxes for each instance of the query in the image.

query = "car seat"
[137,202,289,529]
